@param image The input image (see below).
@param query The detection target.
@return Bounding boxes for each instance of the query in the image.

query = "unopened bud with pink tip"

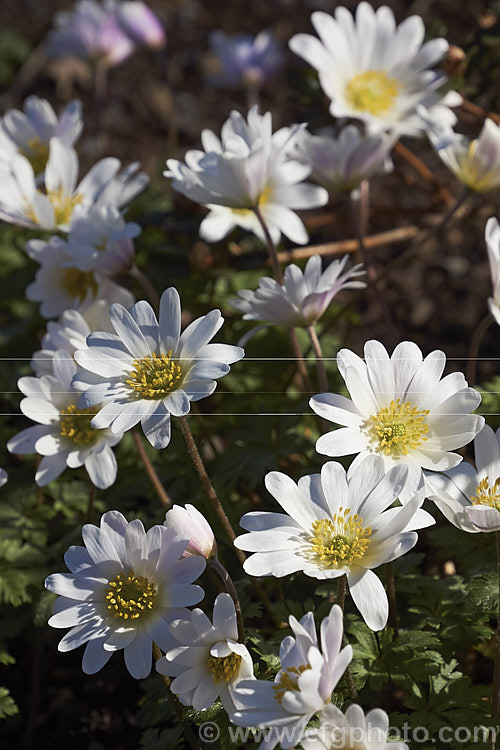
[164,504,217,559]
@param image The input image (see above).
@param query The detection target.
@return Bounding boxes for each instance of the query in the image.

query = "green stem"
[178,416,283,629]
[133,430,171,508]
[210,557,245,642]
[386,561,399,637]
[306,324,329,393]
[129,264,160,311]
[492,532,500,717]
[336,575,358,701]
[467,313,493,386]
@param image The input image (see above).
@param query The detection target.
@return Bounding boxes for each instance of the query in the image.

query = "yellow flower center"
[19,137,50,175]
[60,267,98,303]
[106,570,158,620]
[47,187,83,226]
[362,399,429,458]
[309,509,371,569]
[59,404,99,447]
[345,70,400,116]
[455,140,495,193]
[125,350,183,400]
[206,652,242,683]
[470,476,500,511]
[231,185,272,217]
[273,664,311,704]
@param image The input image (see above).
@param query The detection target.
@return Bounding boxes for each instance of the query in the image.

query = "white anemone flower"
[66,203,140,275]
[0,469,7,488]
[301,703,409,750]
[25,235,134,319]
[7,351,122,489]
[0,96,82,175]
[486,217,500,326]
[0,137,148,231]
[425,425,500,533]
[156,593,253,712]
[164,106,328,245]
[73,287,244,449]
[232,603,352,750]
[229,254,365,329]
[31,298,132,377]
[289,2,460,135]
[164,504,217,559]
[310,340,484,499]
[294,125,394,194]
[426,118,500,193]
[235,457,431,631]
[44,510,206,678]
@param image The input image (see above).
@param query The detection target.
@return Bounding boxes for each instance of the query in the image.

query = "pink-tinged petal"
[465,505,500,532]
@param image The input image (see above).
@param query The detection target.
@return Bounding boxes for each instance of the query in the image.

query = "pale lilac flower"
[310,340,484,499]
[229,254,365,329]
[156,593,253,713]
[486,217,500,326]
[45,510,206,678]
[25,235,134,319]
[165,106,328,245]
[0,137,148,231]
[7,351,122,489]
[0,469,7,488]
[294,125,394,194]
[426,118,500,193]
[289,2,459,135]
[301,704,409,750]
[209,30,283,88]
[164,504,217,559]
[0,96,82,175]
[235,457,432,630]
[46,0,135,67]
[425,425,500,533]
[31,298,133,377]
[232,604,352,749]
[116,1,166,49]
[73,287,244,449]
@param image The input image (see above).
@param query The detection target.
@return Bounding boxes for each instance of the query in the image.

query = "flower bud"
[164,504,216,559]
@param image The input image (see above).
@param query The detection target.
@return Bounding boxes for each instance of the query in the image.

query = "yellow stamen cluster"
[345,70,399,116]
[106,571,157,620]
[48,187,83,225]
[231,185,273,217]
[309,509,371,569]
[125,351,183,400]
[363,399,429,458]
[59,404,99,447]
[455,141,494,193]
[61,267,98,303]
[470,476,500,511]
[273,664,311,704]
[19,137,50,175]
[206,652,242,684]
